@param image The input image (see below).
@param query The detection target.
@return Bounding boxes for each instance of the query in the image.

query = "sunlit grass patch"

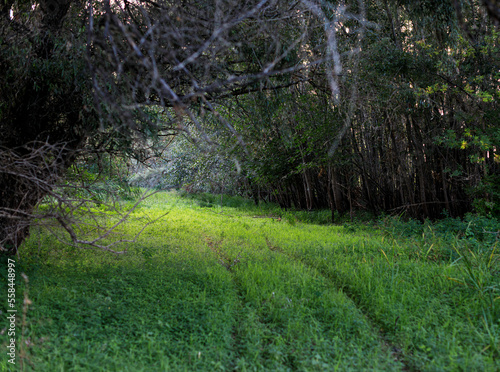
[2,190,498,371]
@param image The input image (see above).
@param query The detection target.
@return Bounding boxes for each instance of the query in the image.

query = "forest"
[0,0,499,370]
[128,0,500,222]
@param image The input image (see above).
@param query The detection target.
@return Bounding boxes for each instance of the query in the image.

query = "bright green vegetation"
[2,191,499,371]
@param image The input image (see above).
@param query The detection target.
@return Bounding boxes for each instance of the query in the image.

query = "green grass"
[1,191,499,371]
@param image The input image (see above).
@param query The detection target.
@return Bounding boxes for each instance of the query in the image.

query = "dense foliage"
[0,0,332,253]
[151,0,500,221]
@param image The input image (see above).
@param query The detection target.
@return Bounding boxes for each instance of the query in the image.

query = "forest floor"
[1,191,499,371]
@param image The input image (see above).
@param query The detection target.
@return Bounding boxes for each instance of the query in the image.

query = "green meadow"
[1,191,499,371]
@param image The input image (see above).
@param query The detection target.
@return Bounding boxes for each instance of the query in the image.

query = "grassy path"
[261,237,410,370]
[203,228,399,370]
[1,191,498,371]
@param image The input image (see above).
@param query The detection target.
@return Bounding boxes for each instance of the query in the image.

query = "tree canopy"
[157,0,500,221]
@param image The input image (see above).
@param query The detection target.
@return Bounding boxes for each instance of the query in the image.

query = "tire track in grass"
[204,235,275,371]
[204,230,402,370]
[264,236,414,371]
[203,235,242,369]
[250,240,400,369]
[205,235,300,370]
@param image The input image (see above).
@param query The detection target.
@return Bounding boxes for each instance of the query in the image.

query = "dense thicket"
[0,0,341,253]
[194,0,500,220]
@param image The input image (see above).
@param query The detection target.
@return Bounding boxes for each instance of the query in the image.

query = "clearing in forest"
[1,191,499,371]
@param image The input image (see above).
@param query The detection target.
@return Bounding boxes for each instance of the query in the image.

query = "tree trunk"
[0,0,85,254]
[0,143,81,254]
[0,175,39,254]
